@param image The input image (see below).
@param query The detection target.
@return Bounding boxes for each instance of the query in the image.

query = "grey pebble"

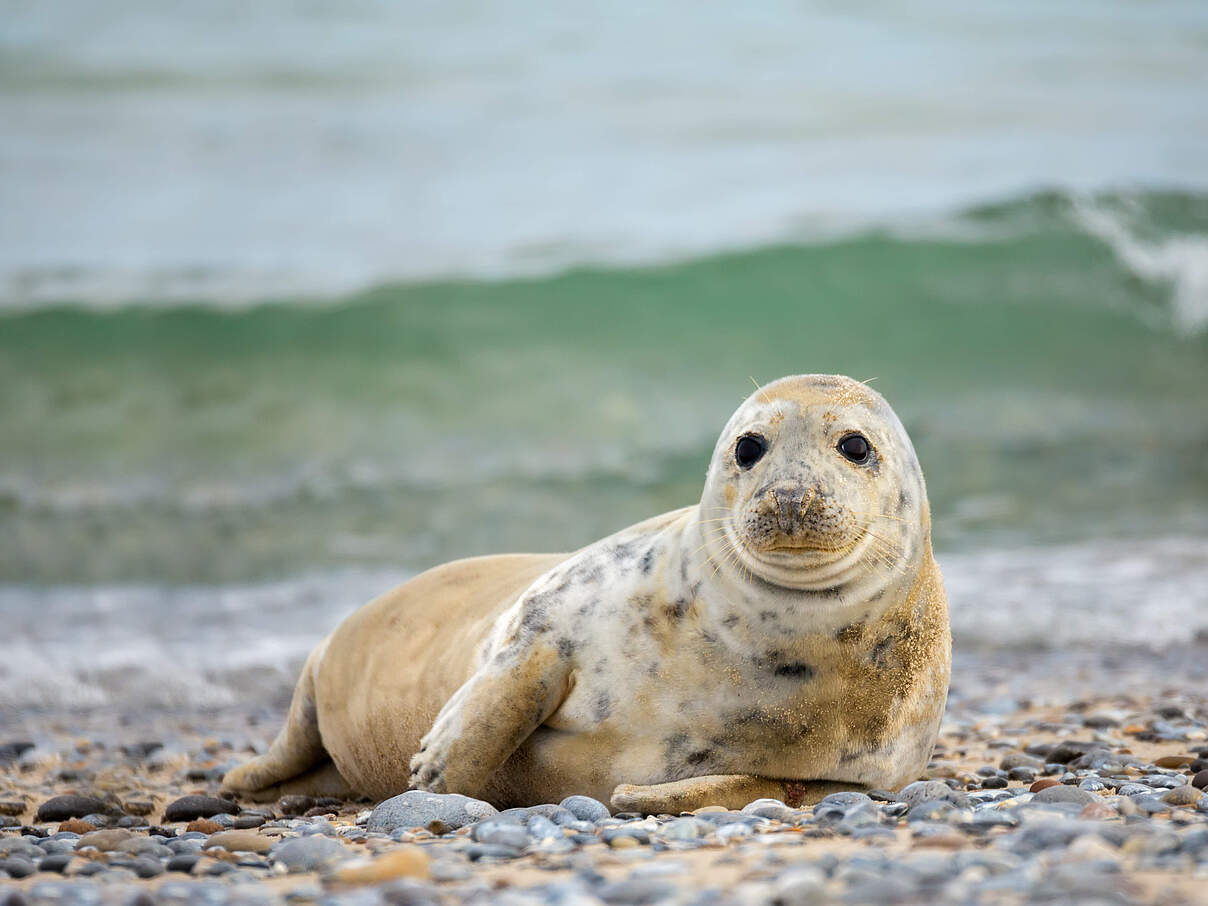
[466,843,523,861]
[165,853,200,873]
[36,853,73,874]
[0,856,36,878]
[367,790,497,834]
[1032,785,1096,805]
[559,795,610,823]
[741,798,795,822]
[897,780,970,809]
[472,820,530,849]
[269,835,348,873]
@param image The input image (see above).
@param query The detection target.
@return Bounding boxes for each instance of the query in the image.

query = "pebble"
[328,846,429,883]
[165,853,201,873]
[269,834,348,872]
[896,781,969,809]
[204,829,273,853]
[366,791,498,834]
[560,795,610,823]
[1193,770,1208,790]
[740,798,796,821]
[34,796,110,823]
[75,828,134,850]
[1162,785,1203,806]
[1032,785,1096,806]
[162,795,239,822]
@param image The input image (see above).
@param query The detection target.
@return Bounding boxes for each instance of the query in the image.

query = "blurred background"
[2,1,1206,718]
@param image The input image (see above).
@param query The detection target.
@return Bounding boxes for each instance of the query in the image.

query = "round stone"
[559,795,610,823]
[366,791,497,834]
[34,796,110,823]
[162,796,239,823]
[1032,785,1096,806]
[269,834,348,873]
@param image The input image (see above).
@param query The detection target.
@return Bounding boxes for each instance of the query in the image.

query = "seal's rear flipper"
[221,638,338,799]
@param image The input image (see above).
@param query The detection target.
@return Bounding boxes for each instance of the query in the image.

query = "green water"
[2,192,1206,586]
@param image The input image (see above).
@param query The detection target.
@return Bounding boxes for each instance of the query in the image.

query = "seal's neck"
[677,506,923,640]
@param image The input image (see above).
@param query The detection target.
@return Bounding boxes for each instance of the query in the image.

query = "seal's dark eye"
[838,433,871,464]
[734,434,766,470]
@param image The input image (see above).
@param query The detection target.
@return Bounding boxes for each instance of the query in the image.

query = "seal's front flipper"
[610,775,863,814]
[408,625,572,800]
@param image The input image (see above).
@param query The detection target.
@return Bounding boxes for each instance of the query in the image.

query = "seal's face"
[701,374,927,592]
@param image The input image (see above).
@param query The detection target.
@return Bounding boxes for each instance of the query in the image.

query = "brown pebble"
[1193,770,1208,790]
[58,819,97,834]
[122,798,155,816]
[204,830,272,854]
[1162,785,1203,806]
[186,818,223,834]
[0,798,26,817]
[76,828,134,851]
[1079,800,1117,820]
[1030,779,1061,793]
[1154,754,1194,769]
[329,846,430,884]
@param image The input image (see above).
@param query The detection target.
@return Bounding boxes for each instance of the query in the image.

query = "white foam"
[1071,199,1208,336]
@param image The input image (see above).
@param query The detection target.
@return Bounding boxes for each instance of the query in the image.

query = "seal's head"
[700,374,928,592]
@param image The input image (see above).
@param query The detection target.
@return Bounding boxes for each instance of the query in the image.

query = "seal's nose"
[764,483,817,534]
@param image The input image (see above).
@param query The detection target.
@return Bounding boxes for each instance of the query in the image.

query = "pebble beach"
[3,645,1207,906]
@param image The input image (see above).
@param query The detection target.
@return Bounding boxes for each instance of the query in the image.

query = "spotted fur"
[222,374,950,813]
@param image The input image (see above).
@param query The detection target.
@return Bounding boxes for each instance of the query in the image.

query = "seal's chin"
[727,528,873,592]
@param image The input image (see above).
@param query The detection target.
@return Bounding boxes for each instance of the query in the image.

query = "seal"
[222,374,950,813]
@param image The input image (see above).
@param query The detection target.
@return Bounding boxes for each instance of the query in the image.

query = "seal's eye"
[838,433,871,464]
[734,434,767,470]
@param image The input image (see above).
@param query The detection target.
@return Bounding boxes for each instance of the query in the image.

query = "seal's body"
[223,375,950,812]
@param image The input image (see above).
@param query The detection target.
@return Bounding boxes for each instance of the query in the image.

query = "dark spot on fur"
[663,733,689,757]
[520,602,550,634]
[612,540,638,561]
[666,598,691,620]
[685,749,711,766]
[639,547,656,574]
[870,636,893,667]
[593,692,613,721]
[773,662,814,680]
[897,489,909,512]
[836,621,865,643]
[721,614,739,629]
[557,637,577,658]
[759,609,776,622]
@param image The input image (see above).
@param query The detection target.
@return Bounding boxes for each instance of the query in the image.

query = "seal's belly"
[510,644,944,803]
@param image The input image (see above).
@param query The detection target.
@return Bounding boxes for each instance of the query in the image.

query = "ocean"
[2,1,1206,716]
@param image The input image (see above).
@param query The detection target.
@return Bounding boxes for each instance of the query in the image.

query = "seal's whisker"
[852,510,911,524]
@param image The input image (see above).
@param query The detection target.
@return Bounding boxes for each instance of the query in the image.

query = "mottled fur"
[222,375,950,813]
